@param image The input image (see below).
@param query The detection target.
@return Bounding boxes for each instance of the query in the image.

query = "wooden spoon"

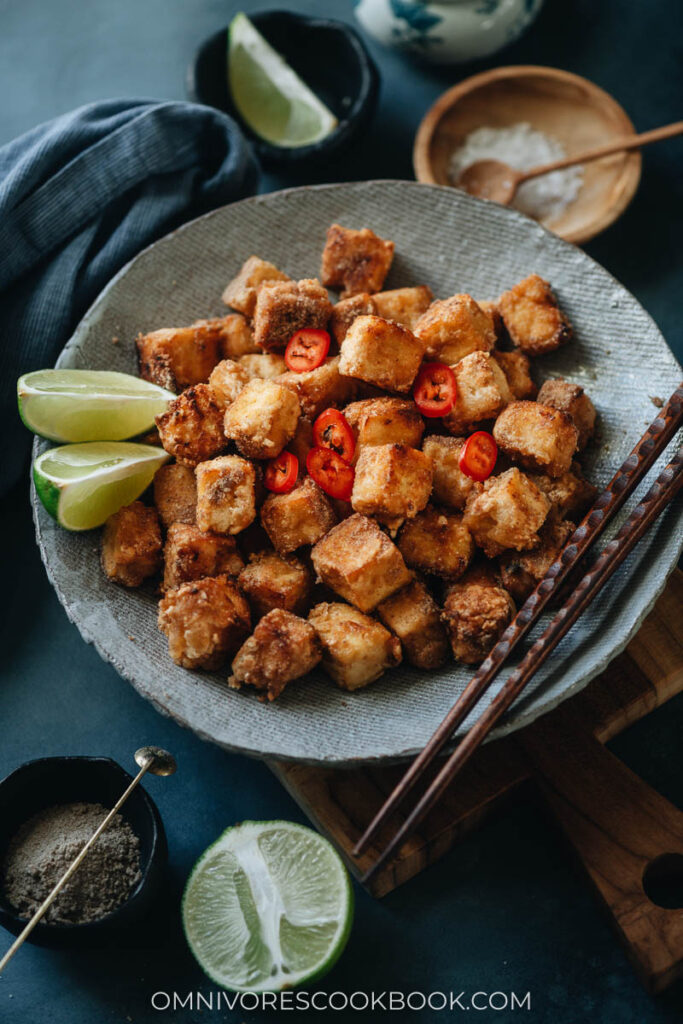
[458,121,683,205]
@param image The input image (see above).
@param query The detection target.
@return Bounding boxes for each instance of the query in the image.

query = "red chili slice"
[264,450,299,493]
[284,328,331,373]
[313,408,355,464]
[306,446,354,501]
[413,362,457,418]
[459,431,498,482]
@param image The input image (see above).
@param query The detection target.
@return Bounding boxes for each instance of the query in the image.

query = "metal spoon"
[457,120,683,206]
[0,746,176,974]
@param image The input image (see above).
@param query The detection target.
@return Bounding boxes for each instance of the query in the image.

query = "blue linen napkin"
[1,98,258,494]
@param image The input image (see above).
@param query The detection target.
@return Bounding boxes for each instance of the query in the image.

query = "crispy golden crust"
[308,602,401,690]
[442,576,515,664]
[492,350,537,400]
[195,455,257,535]
[162,523,244,592]
[155,384,226,467]
[238,550,312,619]
[536,378,596,449]
[228,608,321,700]
[377,579,448,670]
[252,278,333,352]
[261,476,337,554]
[528,462,598,521]
[136,322,222,392]
[275,356,356,421]
[330,293,378,344]
[498,513,575,603]
[208,359,251,409]
[397,505,475,579]
[222,256,290,316]
[493,401,578,477]
[344,397,424,462]
[153,463,197,527]
[223,378,301,460]
[286,416,313,478]
[339,315,425,393]
[101,501,162,588]
[373,286,433,329]
[443,352,512,435]
[413,294,496,365]
[477,299,505,340]
[351,443,432,528]
[421,436,480,511]
[212,313,259,359]
[311,513,412,612]
[320,224,395,298]
[237,353,288,379]
[498,274,572,355]
[158,574,251,670]
[463,467,550,557]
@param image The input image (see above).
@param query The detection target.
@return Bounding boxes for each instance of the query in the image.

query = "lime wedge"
[33,442,169,531]
[18,369,174,443]
[182,820,353,992]
[228,14,338,148]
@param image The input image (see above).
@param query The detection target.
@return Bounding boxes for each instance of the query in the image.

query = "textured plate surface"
[32,181,682,766]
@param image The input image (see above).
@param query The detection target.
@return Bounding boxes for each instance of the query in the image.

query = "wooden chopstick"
[353,385,683,860]
[362,445,683,883]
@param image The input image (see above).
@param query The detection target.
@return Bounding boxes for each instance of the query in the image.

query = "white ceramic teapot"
[355,0,544,64]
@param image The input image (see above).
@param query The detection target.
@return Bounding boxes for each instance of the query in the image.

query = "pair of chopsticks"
[355,385,683,883]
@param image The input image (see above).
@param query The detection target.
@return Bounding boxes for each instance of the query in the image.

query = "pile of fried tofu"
[100,224,598,702]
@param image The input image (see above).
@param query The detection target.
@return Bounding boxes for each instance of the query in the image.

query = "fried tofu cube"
[463,467,550,557]
[339,315,425,393]
[261,477,337,553]
[223,378,300,459]
[286,416,313,477]
[330,293,377,344]
[493,401,578,477]
[373,286,433,329]
[377,580,448,670]
[276,356,356,421]
[229,608,321,700]
[477,300,505,340]
[311,513,412,612]
[344,397,425,461]
[195,455,256,535]
[321,224,395,298]
[238,353,287,379]
[492,350,537,400]
[529,462,598,521]
[413,294,496,365]
[214,313,259,359]
[537,378,596,449]
[442,352,512,435]
[498,274,572,355]
[308,603,401,690]
[252,278,333,352]
[422,436,480,511]
[101,501,162,587]
[238,550,312,619]
[153,463,197,527]
[155,384,226,467]
[208,359,251,409]
[162,523,244,592]
[351,444,432,529]
[137,321,222,391]
[397,506,475,578]
[442,571,515,664]
[158,575,250,670]
[222,256,290,316]
[498,513,575,603]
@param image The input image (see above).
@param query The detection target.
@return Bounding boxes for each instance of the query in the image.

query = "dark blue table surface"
[1,2,682,1022]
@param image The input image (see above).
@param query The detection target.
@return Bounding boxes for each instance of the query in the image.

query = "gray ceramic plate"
[32,181,682,766]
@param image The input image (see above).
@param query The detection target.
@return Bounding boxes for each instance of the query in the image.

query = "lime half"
[18,369,174,443]
[33,441,169,531]
[182,821,353,992]
[228,13,338,148]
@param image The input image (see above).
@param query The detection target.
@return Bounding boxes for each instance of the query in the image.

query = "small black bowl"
[0,757,167,947]
[188,10,380,165]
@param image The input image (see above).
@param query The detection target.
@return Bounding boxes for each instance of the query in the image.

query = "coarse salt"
[448,123,583,222]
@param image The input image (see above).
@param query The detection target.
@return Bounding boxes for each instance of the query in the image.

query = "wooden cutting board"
[270,569,683,992]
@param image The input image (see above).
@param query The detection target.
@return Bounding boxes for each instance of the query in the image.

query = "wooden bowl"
[413,66,642,245]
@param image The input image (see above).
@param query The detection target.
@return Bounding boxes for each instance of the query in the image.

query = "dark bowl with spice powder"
[0,757,167,946]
